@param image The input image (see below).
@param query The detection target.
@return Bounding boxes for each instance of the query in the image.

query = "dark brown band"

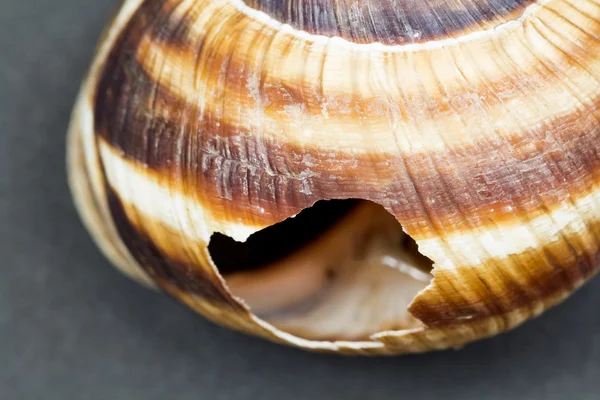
[410,246,600,327]
[243,0,535,44]
[105,183,240,308]
[94,32,600,235]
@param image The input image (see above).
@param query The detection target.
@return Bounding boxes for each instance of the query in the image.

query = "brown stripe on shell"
[96,129,600,331]
[136,0,600,128]
[242,0,536,44]
[94,46,600,237]
[104,183,240,308]
[375,290,571,352]
[70,0,600,354]
[91,0,600,328]
[92,1,600,237]
[410,244,600,327]
[97,171,600,327]
[127,0,600,175]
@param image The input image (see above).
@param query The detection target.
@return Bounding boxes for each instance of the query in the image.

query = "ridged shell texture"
[68,0,600,354]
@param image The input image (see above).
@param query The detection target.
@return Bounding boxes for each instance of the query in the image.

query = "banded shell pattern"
[68,0,600,354]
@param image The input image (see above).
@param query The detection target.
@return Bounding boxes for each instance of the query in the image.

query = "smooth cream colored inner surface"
[209,200,433,341]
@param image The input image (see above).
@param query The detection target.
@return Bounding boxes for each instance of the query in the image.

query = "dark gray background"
[1,1,599,398]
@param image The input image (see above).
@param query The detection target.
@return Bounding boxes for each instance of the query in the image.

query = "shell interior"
[209,199,433,341]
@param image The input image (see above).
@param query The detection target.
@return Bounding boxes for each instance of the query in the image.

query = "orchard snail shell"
[68,0,600,354]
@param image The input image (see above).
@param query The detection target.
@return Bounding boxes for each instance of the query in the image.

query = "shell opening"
[208,199,433,341]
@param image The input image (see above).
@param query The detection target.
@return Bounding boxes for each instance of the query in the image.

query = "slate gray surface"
[1,1,599,398]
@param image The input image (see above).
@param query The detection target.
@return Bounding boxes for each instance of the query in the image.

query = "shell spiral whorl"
[68,0,600,354]
[244,0,537,44]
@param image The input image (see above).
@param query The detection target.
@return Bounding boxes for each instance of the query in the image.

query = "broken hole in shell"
[208,199,434,341]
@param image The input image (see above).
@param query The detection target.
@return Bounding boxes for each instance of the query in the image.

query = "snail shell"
[68,0,600,355]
